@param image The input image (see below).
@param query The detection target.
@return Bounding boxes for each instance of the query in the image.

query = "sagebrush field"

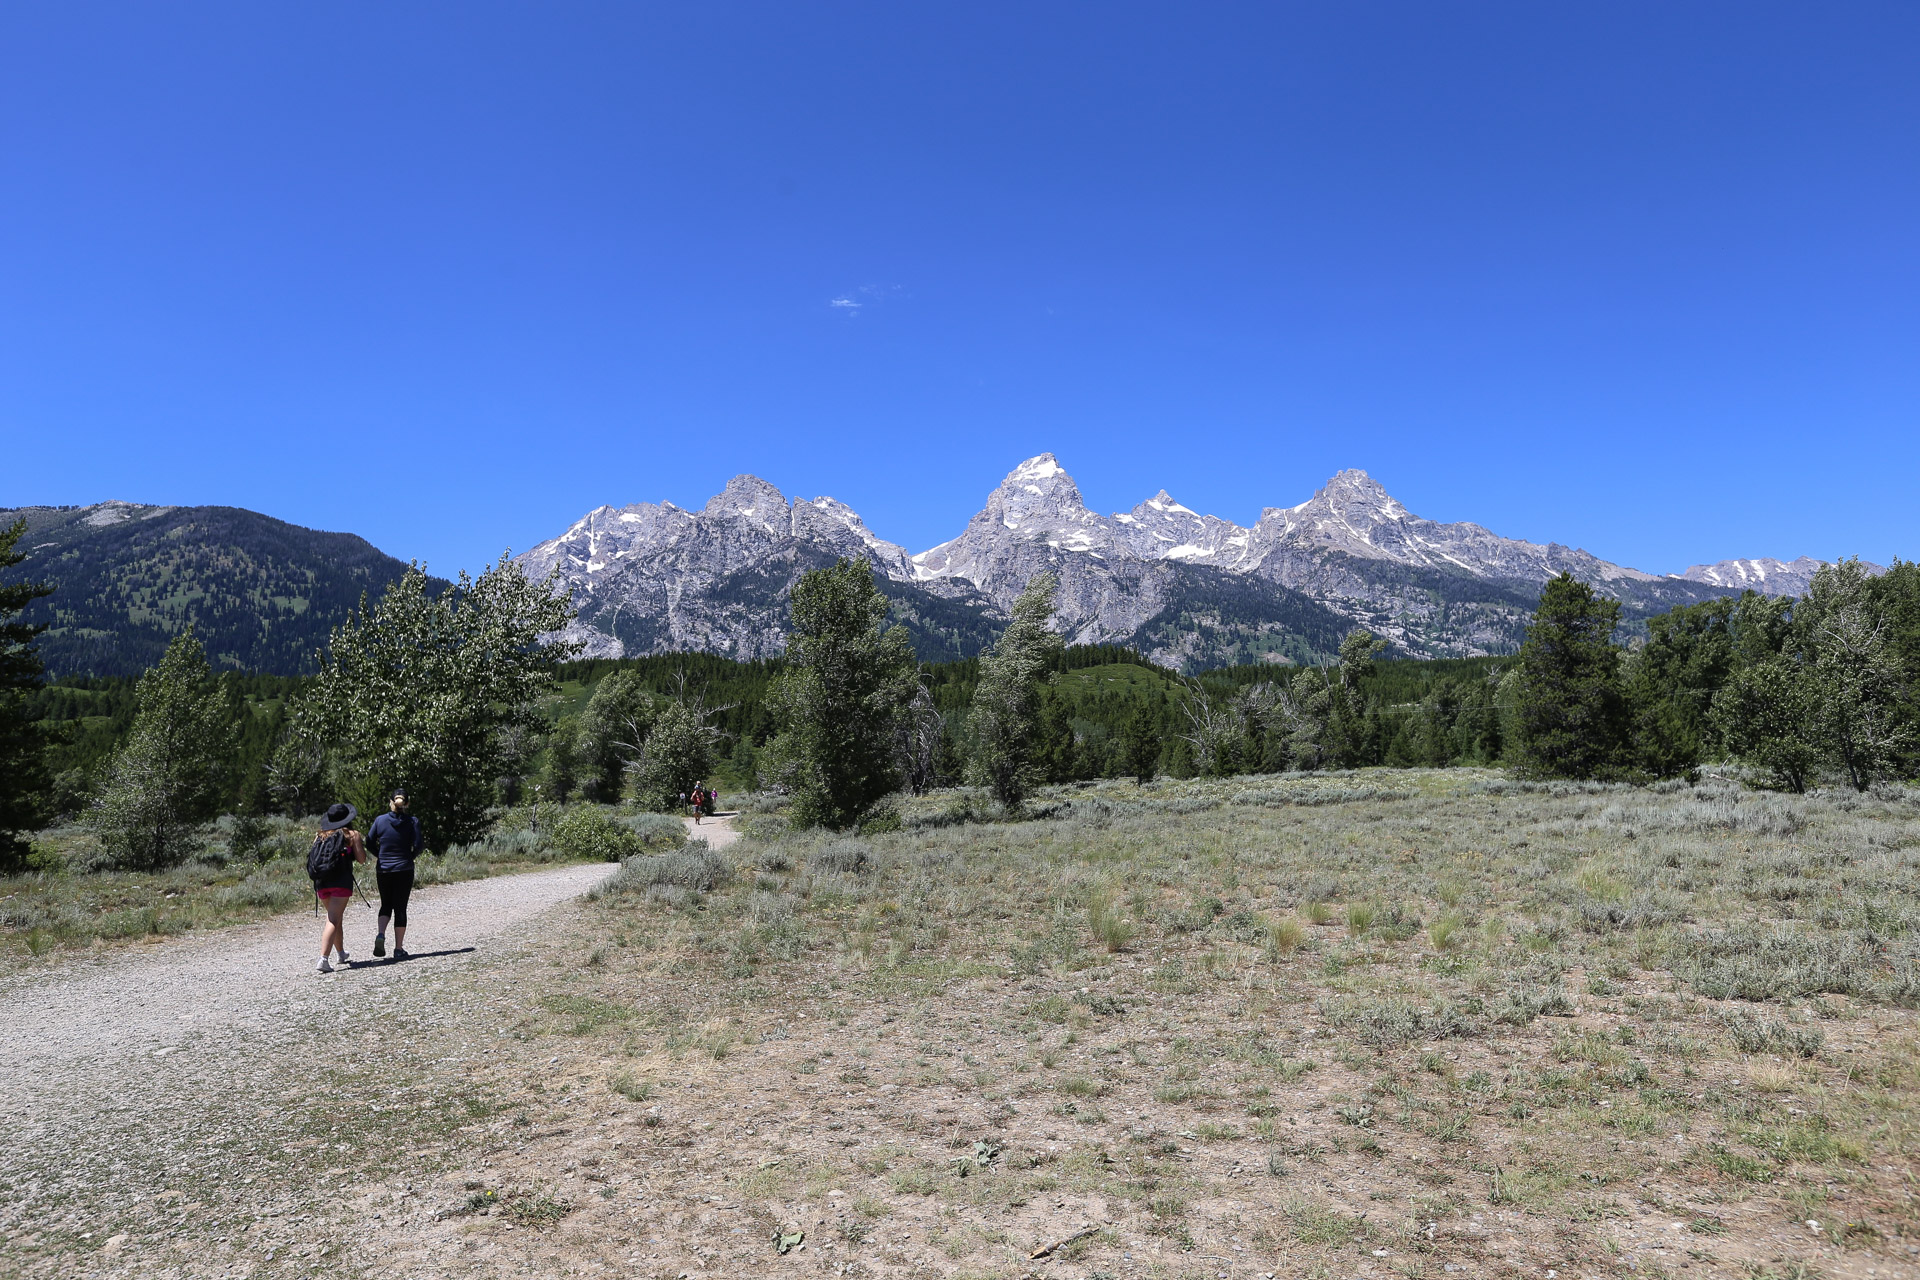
[409,769,1918,1279]
[7,769,1917,1280]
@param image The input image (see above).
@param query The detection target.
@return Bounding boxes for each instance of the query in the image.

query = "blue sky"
[3,3,1915,576]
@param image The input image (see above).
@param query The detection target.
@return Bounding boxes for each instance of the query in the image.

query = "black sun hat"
[320,802,358,832]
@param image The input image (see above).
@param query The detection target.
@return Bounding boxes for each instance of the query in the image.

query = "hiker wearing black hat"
[368,789,426,960]
[309,803,366,974]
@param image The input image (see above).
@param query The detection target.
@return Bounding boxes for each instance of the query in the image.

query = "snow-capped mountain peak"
[1143,489,1195,515]
[1113,489,1246,563]
[518,452,1850,667]
[1010,453,1065,480]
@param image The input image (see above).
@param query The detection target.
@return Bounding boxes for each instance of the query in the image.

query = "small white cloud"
[829,297,861,310]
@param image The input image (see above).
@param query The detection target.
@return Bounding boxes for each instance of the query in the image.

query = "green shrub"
[596,842,731,898]
[618,812,689,851]
[222,869,305,911]
[223,814,272,864]
[811,840,869,875]
[1492,984,1574,1026]
[743,814,792,841]
[551,807,644,862]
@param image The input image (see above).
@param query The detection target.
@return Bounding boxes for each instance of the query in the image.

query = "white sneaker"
[336,952,351,966]
[317,958,334,974]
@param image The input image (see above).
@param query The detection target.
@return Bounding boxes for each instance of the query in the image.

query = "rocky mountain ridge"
[2,470,1882,677]
[516,454,1876,669]
[1680,555,1885,599]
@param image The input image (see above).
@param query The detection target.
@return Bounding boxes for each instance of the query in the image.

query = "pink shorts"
[316,887,352,900]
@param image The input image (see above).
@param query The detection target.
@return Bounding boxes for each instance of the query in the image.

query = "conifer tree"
[767,558,919,829]
[89,627,234,870]
[1119,703,1160,785]
[1279,629,1383,770]
[894,684,945,796]
[1511,574,1629,779]
[967,571,1063,809]
[542,729,580,803]
[1038,692,1079,783]
[0,520,53,869]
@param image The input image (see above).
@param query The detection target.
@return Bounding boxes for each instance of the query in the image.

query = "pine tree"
[1119,703,1160,785]
[967,571,1063,809]
[543,729,581,802]
[1866,560,1920,777]
[89,627,234,870]
[1511,574,1629,779]
[0,520,54,869]
[894,684,945,796]
[1279,629,1383,770]
[1038,692,1078,783]
[1621,595,1743,777]
[767,558,919,829]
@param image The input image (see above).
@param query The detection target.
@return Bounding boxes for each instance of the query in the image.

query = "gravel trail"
[0,862,614,1276]
[682,811,739,849]
[0,862,613,1082]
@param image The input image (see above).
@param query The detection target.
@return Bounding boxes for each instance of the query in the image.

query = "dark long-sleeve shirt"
[368,811,424,871]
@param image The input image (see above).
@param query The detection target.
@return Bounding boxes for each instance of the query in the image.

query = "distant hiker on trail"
[688,786,703,825]
[308,803,366,974]
[369,789,426,961]
[703,785,718,817]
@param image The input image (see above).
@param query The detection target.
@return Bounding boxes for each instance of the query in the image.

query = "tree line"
[2,506,1915,872]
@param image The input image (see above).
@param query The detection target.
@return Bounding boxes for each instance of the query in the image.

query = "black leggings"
[376,866,415,928]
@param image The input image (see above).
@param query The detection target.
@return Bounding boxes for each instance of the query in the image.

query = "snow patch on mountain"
[1680,556,1884,598]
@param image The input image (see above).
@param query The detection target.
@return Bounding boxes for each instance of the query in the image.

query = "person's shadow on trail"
[338,946,477,970]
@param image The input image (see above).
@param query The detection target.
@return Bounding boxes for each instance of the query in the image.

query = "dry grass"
[431,767,1920,1276]
[26,767,1917,1278]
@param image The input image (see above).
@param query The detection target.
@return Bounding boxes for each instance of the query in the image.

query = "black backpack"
[307,830,352,883]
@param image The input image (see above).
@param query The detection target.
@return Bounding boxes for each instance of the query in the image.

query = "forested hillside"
[3,502,442,677]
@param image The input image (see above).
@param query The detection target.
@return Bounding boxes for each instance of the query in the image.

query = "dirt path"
[683,811,740,849]
[0,862,614,1278]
